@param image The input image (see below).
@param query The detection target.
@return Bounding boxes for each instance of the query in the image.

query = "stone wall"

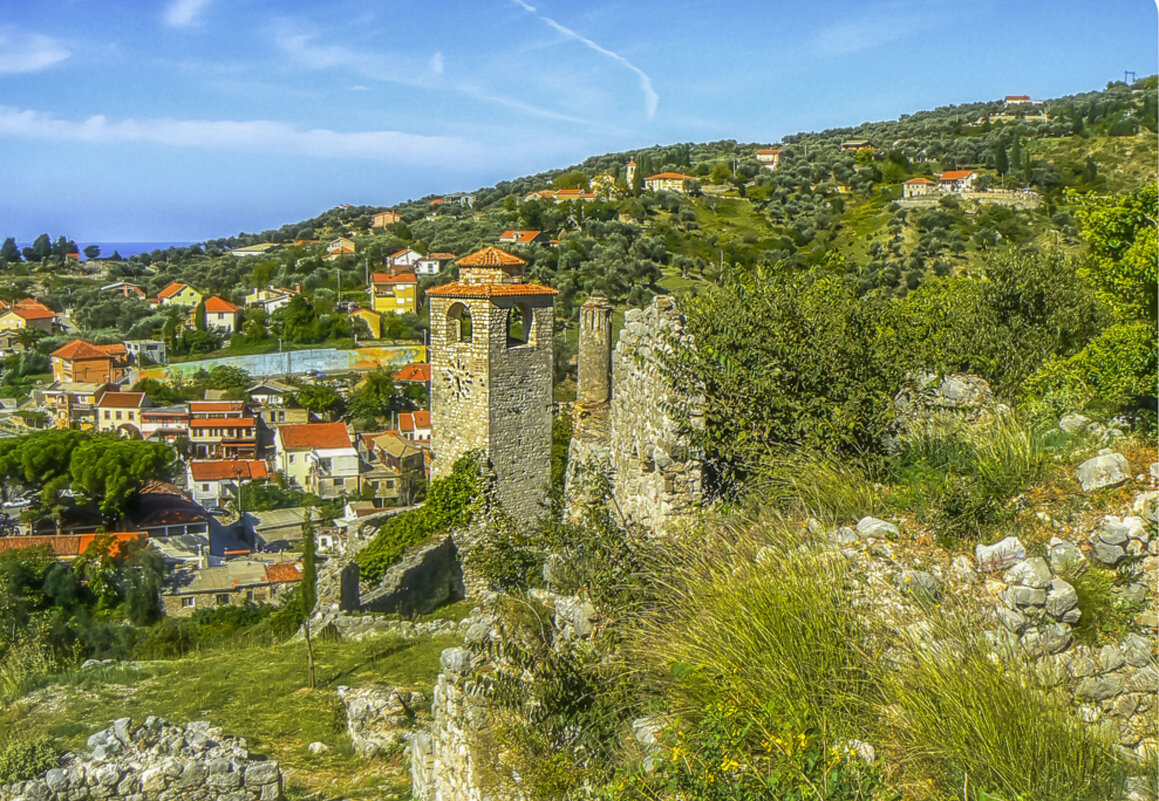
[360,535,465,616]
[607,296,703,535]
[0,718,282,801]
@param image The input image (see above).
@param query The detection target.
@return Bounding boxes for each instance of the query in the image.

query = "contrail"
[510,0,659,118]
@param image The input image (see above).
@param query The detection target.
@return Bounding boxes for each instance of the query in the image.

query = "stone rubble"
[0,719,282,801]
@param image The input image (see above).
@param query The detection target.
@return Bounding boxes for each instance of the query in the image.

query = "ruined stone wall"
[0,718,282,801]
[607,296,703,535]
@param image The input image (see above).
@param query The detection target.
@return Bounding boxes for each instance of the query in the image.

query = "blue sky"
[1,0,1155,241]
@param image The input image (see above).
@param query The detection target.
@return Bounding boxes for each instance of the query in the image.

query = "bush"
[1063,564,1146,645]
[0,736,58,783]
[887,628,1127,801]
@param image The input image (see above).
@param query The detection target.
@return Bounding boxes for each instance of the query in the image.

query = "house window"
[215,593,230,605]
[289,454,295,464]
[201,483,210,492]
[104,410,111,419]
[386,479,396,489]
[181,597,195,608]
[115,411,123,421]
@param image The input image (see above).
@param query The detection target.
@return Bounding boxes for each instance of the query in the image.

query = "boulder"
[1048,539,1085,574]
[1076,453,1130,492]
[975,536,1026,572]
[856,517,898,540]
[1059,413,1091,434]
[1005,557,1051,589]
[1045,579,1079,619]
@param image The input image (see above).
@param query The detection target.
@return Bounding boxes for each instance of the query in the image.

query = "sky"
[1,0,1155,242]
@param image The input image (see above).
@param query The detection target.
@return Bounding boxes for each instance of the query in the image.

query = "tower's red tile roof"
[456,247,525,267]
[426,282,558,297]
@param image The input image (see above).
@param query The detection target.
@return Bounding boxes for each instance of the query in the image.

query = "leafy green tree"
[69,437,176,524]
[23,234,50,262]
[1071,185,1158,320]
[292,384,344,420]
[348,368,401,423]
[193,301,207,332]
[83,245,100,260]
[552,170,589,191]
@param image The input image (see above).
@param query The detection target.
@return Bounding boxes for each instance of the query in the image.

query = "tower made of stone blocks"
[573,297,613,439]
[428,246,557,522]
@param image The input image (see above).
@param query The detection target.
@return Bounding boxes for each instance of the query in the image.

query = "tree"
[993,141,1009,176]
[348,368,401,423]
[1,238,21,263]
[23,234,50,263]
[1072,185,1158,320]
[69,437,176,524]
[301,512,317,689]
[83,245,100,260]
[292,384,344,420]
[194,301,207,332]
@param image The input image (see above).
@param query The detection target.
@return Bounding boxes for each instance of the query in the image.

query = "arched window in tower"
[447,302,472,343]
[506,303,533,348]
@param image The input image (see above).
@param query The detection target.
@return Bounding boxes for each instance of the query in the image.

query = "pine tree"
[993,141,1009,176]
[301,512,317,689]
[0,237,20,263]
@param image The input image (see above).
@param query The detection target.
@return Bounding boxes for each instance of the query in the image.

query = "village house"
[37,382,111,429]
[841,138,874,152]
[95,390,149,436]
[644,172,695,193]
[244,285,300,314]
[325,237,356,260]
[100,281,147,299]
[553,188,599,203]
[371,210,402,228]
[522,189,557,203]
[0,305,57,333]
[188,401,259,459]
[51,339,130,384]
[1004,95,1032,106]
[756,149,783,170]
[903,177,937,198]
[202,296,242,334]
[141,404,190,443]
[126,480,211,540]
[163,559,301,617]
[125,339,167,366]
[362,431,426,503]
[394,362,430,384]
[388,248,424,269]
[229,243,277,257]
[940,170,977,193]
[156,281,203,307]
[498,230,548,245]
[414,252,455,276]
[275,421,361,498]
[188,460,269,509]
[246,379,294,408]
[369,271,418,316]
[398,410,431,444]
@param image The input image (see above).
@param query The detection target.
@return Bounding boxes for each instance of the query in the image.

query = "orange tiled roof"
[279,421,352,450]
[97,391,145,408]
[189,460,269,481]
[500,230,542,243]
[904,177,935,184]
[456,247,525,267]
[52,339,110,360]
[427,252,456,259]
[265,561,303,583]
[941,170,975,181]
[99,343,128,356]
[399,411,431,431]
[204,296,240,313]
[427,281,558,298]
[1005,95,1031,101]
[646,172,694,180]
[394,363,430,383]
[157,282,189,299]
[390,248,418,259]
[190,401,245,413]
[556,188,583,195]
[371,272,417,283]
[0,532,145,558]
[16,299,52,311]
[757,149,782,154]
[11,307,56,321]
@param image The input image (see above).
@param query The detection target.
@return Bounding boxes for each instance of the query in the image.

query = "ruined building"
[567,294,703,534]
[428,247,557,522]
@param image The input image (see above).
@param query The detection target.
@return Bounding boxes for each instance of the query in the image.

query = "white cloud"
[164,0,213,28]
[509,0,659,118]
[0,106,477,165]
[0,30,69,74]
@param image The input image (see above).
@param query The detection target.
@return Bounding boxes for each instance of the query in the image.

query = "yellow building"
[369,272,418,315]
[351,307,383,338]
[643,172,695,193]
[156,282,203,307]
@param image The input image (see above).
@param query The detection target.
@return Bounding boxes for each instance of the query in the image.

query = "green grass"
[0,633,459,800]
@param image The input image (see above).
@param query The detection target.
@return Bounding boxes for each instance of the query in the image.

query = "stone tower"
[428,246,557,522]
[625,159,637,189]
[577,297,613,407]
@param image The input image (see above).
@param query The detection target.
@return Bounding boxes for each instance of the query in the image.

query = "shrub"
[1063,564,1146,645]
[0,736,58,783]
[886,629,1127,801]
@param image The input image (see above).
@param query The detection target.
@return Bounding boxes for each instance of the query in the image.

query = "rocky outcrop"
[0,718,282,801]
[339,685,427,757]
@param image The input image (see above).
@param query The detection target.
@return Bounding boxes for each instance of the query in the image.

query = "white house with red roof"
[756,149,783,170]
[95,390,149,436]
[644,172,696,193]
[499,230,548,246]
[939,170,977,193]
[388,248,424,269]
[903,177,936,198]
[398,410,431,444]
[275,421,360,497]
[202,296,241,334]
[187,460,270,509]
[414,252,455,276]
